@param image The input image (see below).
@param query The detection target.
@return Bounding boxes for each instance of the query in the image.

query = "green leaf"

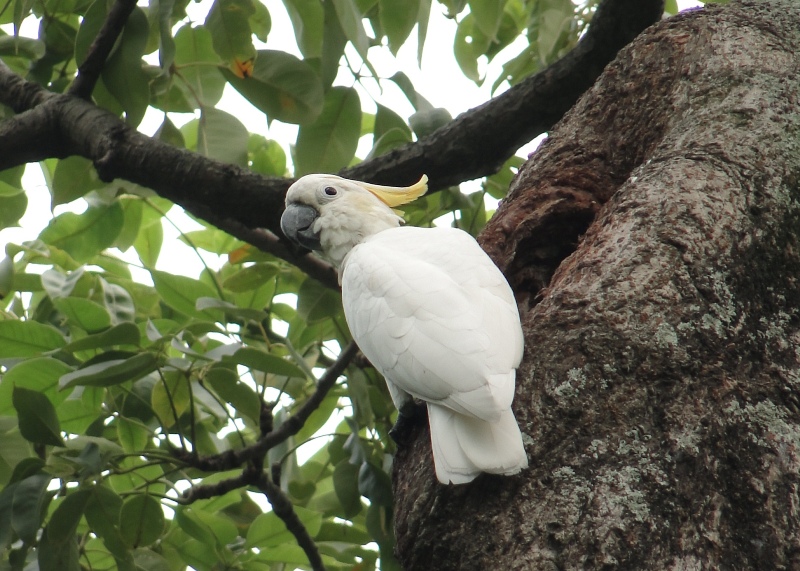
[195,297,267,321]
[75,0,111,65]
[295,393,338,441]
[484,155,523,199]
[415,0,432,65]
[389,73,432,113]
[132,210,163,268]
[53,298,112,332]
[0,357,73,415]
[224,50,324,125]
[248,135,287,176]
[154,116,185,148]
[180,226,243,255]
[222,263,280,292]
[46,489,91,544]
[198,107,249,166]
[40,267,85,300]
[150,370,189,426]
[0,256,13,299]
[0,179,22,197]
[59,352,159,389]
[295,86,361,175]
[63,322,141,353]
[205,0,256,64]
[173,25,226,107]
[0,320,65,358]
[297,277,343,323]
[101,8,150,127]
[51,157,104,207]
[249,0,271,41]
[409,107,452,139]
[119,495,164,548]
[100,278,136,325]
[374,104,411,142]
[358,462,392,506]
[319,0,347,89]
[468,0,507,39]
[11,473,51,543]
[39,203,124,262]
[116,417,150,453]
[0,193,27,230]
[84,485,123,540]
[330,0,369,62]
[253,543,339,567]
[13,386,65,447]
[453,14,490,83]
[114,197,144,251]
[379,0,418,54]
[204,366,260,423]
[41,17,79,69]
[0,424,32,487]
[151,270,219,319]
[152,0,177,70]
[282,0,324,58]
[537,0,574,60]
[367,127,411,160]
[38,522,80,571]
[225,347,306,378]
[367,504,398,567]
[0,35,45,59]
[333,461,361,518]
[246,505,322,548]
[177,507,238,546]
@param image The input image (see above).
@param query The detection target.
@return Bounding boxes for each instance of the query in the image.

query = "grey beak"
[280,203,322,251]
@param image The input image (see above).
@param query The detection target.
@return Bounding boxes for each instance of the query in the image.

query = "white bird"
[280,173,528,484]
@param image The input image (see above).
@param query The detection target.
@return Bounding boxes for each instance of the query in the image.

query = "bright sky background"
[0,0,703,279]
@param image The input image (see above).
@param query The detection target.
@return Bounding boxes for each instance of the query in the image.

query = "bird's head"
[280,174,428,267]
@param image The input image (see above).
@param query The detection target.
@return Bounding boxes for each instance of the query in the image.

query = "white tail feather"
[428,404,528,484]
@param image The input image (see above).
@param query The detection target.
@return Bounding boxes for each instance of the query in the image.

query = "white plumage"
[280,174,528,484]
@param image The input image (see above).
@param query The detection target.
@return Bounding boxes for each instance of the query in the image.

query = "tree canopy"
[0,0,716,570]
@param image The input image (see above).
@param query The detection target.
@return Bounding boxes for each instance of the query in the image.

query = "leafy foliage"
[0,0,610,569]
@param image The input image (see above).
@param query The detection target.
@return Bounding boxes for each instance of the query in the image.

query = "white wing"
[341,226,523,422]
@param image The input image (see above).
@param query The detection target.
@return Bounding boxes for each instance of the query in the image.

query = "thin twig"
[69,0,137,99]
[172,341,358,471]
[254,470,326,571]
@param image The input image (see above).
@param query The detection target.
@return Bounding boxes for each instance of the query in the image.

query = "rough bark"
[393,2,800,569]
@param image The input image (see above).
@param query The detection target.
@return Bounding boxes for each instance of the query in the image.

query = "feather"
[341,225,528,483]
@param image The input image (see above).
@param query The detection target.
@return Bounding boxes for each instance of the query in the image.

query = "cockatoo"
[280,173,528,484]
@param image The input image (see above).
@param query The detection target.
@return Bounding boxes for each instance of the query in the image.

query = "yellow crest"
[356,175,429,207]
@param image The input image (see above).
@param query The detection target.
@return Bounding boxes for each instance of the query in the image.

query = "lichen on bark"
[393,1,800,569]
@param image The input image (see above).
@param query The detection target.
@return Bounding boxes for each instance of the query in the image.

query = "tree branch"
[340,0,665,188]
[254,470,327,571]
[180,466,326,570]
[173,341,358,471]
[69,0,137,99]
[0,0,663,286]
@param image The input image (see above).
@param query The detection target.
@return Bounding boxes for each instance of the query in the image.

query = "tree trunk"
[392,1,800,569]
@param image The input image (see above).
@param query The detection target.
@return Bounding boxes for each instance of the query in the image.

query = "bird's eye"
[324,186,338,196]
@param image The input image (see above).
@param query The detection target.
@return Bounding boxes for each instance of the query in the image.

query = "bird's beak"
[280,203,322,251]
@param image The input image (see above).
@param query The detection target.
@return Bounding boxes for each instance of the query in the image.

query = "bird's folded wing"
[341,226,523,421]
